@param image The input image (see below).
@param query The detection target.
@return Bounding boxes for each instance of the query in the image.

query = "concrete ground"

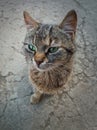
[0,0,97,130]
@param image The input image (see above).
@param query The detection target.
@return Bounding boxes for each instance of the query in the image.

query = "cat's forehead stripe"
[45,35,50,46]
[36,25,52,38]
[34,24,53,46]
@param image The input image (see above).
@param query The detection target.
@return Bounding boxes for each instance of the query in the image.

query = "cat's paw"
[30,94,41,104]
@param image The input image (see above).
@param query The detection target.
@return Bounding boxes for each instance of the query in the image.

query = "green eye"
[28,44,37,52]
[48,47,59,53]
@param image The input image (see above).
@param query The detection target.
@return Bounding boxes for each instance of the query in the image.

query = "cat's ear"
[59,10,77,40]
[23,11,39,29]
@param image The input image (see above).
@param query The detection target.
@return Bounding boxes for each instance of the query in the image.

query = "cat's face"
[23,10,77,71]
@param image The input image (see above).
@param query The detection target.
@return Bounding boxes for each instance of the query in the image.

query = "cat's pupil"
[28,44,36,52]
[48,47,59,53]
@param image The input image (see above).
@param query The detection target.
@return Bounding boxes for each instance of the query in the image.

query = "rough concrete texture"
[0,0,97,130]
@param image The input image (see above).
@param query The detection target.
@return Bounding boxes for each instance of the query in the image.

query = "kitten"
[23,10,77,104]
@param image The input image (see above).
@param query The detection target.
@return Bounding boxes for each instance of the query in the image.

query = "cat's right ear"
[59,10,77,40]
[23,11,39,29]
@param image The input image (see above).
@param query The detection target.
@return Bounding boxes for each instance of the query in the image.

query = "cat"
[23,10,77,104]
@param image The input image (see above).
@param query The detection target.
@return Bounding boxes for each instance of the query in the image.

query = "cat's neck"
[30,59,73,75]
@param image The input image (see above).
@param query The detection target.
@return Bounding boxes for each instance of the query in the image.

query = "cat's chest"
[29,67,70,93]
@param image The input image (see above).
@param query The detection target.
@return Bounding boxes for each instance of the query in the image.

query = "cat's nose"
[34,52,45,66]
[35,59,43,66]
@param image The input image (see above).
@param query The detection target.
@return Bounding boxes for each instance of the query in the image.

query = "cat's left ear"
[59,10,77,40]
[23,11,39,29]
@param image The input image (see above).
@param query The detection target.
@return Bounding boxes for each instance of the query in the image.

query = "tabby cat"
[23,10,77,104]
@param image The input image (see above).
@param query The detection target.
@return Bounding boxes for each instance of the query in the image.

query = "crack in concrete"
[0,73,7,85]
[66,92,82,117]
[0,102,7,118]
[73,0,90,14]
[43,116,51,130]
[7,93,32,102]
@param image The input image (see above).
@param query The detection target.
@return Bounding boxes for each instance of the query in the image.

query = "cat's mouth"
[32,58,52,71]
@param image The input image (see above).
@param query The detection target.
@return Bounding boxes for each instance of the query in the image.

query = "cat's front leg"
[30,90,43,104]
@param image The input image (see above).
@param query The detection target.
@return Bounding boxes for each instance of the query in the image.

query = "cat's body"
[23,10,77,104]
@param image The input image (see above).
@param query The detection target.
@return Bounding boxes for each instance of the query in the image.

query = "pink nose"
[34,52,45,66]
[35,60,43,66]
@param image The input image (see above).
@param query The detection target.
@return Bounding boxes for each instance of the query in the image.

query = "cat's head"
[23,10,77,71]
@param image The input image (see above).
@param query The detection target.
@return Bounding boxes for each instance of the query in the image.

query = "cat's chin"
[35,67,48,72]
[34,65,51,72]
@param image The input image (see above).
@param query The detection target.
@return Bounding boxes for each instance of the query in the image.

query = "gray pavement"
[0,0,97,130]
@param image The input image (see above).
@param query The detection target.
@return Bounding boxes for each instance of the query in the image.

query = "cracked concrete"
[0,0,97,130]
